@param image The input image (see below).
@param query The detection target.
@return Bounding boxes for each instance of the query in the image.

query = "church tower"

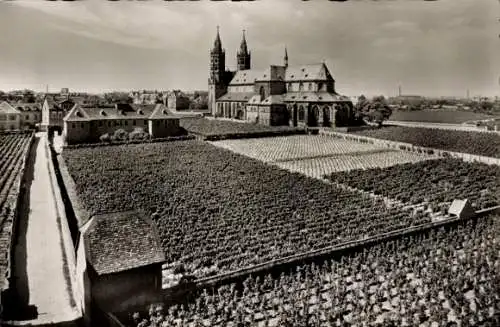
[236,30,251,71]
[208,26,227,115]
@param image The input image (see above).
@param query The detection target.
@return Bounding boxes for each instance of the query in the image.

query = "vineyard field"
[275,151,438,179]
[62,141,431,278]
[0,132,33,291]
[211,135,392,163]
[348,126,500,158]
[390,110,497,124]
[180,118,304,139]
[130,215,500,327]
[324,158,500,211]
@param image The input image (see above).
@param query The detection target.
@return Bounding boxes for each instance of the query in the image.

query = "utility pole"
[398,85,402,97]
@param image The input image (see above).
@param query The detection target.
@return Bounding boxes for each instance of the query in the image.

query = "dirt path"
[6,133,80,325]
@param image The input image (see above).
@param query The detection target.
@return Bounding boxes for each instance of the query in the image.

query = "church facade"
[208,28,354,128]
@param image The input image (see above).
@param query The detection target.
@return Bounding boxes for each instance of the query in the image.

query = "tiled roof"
[230,70,263,85]
[285,63,333,82]
[0,101,21,115]
[13,103,42,112]
[283,92,348,103]
[217,92,254,102]
[248,95,284,105]
[64,104,181,121]
[84,210,165,275]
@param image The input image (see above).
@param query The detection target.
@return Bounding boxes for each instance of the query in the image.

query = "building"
[0,102,21,131]
[41,96,75,134]
[167,90,191,111]
[63,103,181,144]
[208,28,354,127]
[12,102,42,129]
[75,211,165,322]
[129,91,162,105]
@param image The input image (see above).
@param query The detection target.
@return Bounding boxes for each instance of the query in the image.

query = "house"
[0,102,21,131]
[448,199,475,219]
[41,96,75,134]
[75,211,165,323]
[12,102,42,130]
[208,28,354,127]
[63,103,181,144]
[167,90,190,111]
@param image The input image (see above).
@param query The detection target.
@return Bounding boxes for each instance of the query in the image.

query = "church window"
[124,120,128,126]
[259,86,265,101]
[99,121,103,127]
[80,123,84,128]
[133,120,136,126]
[144,120,147,125]
[72,123,75,128]
[298,107,305,121]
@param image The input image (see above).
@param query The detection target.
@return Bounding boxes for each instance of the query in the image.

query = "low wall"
[319,129,500,165]
[387,120,500,134]
[44,136,82,320]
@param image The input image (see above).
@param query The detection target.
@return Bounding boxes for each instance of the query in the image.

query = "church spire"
[213,25,222,52]
[237,29,251,70]
[284,46,288,68]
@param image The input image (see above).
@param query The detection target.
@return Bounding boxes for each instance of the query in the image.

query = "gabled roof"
[0,101,21,115]
[285,63,334,82]
[448,199,475,219]
[84,210,165,275]
[217,92,254,102]
[63,104,88,122]
[149,104,181,119]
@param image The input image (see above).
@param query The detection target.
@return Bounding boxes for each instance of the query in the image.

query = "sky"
[0,0,498,97]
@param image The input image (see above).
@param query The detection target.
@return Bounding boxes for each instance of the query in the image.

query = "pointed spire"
[213,25,222,52]
[239,29,248,54]
[284,46,288,68]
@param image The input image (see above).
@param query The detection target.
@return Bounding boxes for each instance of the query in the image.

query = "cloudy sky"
[0,0,498,97]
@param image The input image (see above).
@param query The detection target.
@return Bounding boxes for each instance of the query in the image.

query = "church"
[208,27,354,128]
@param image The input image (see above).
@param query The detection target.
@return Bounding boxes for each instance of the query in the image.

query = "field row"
[274,151,437,179]
[180,118,304,139]
[0,132,33,292]
[130,214,500,327]
[62,141,432,278]
[349,126,500,158]
[324,158,500,211]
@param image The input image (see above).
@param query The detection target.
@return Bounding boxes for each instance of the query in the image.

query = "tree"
[359,95,392,127]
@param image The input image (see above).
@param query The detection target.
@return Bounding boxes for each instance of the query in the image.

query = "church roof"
[283,92,348,103]
[248,94,284,105]
[285,63,333,82]
[218,92,254,102]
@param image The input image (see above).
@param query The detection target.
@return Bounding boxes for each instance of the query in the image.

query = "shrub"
[112,129,129,142]
[129,127,149,141]
[99,133,111,143]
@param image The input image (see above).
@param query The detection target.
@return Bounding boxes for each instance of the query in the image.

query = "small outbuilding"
[448,199,475,219]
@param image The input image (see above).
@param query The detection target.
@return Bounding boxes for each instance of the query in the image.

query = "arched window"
[298,106,305,121]
[259,86,265,101]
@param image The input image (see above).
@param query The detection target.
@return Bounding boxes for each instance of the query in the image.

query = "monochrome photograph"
[0,0,498,326]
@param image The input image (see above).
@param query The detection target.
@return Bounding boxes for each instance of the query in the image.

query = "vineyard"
[211,135,436,179]
[0,132,33,291]
[130,214,500,327]
[179,118,305,140]
[390,110,497,124]
[348,126,500,158]
[324,158,500,211]
[62,141,432,278]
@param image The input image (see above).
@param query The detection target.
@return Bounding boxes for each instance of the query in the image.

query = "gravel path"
[7,134,80,325]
